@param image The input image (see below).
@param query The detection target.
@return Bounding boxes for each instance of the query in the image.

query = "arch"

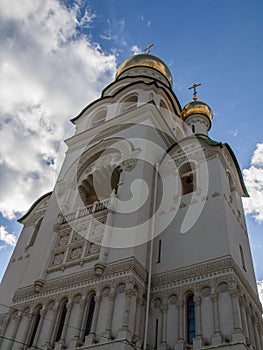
[159,99,168,110]
[27,305,42,348]
[82,292,96,341]
[54,298,68,343]
[179,162,196,195]
[116,282,126,293]
[78,164,122,206]
[119,94,138,114]
[200,285,211,297]
[89,108,107,127]
[217,281,229,293]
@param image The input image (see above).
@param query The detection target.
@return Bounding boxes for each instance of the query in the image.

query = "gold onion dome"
[115,54,173,86]
[181,100,213,123]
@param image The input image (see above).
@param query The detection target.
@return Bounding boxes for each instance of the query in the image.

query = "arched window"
[82,294,95,341]
[179,162,196,195]
[187,295,195,344]
[78,165,122,206]
[120,95,138,114]
[90,109,107,127]
[27,306,41,347]
[27,217,43,248]
[159,100,168,110]
[54,300,68,343]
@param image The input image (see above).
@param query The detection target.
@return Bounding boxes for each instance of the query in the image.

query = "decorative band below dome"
[181,101,213,123]
[115,54,173,86]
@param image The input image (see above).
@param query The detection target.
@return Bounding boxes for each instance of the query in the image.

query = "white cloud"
[229,129,238,137]
[0,0,116,219]
[131,45,142,55]
[0,226,17,246]
[243,143,263,223]
[257,280,263,306]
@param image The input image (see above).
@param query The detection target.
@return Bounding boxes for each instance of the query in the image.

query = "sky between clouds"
[0,0,262,301]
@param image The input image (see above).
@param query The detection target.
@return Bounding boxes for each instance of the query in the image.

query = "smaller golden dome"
[115,54,173,86]
[181,101,213,123]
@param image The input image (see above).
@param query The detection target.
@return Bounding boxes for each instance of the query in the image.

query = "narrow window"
[192,125,195,133]
[179,162,196,195]
[239,245,246,271]
[55,301,67,343]
[187,295,195,344]
[154,318,159,350]
[27,217,43,248]
[27,308,41,347]
[157,240,162,263]
[83,295,95,340]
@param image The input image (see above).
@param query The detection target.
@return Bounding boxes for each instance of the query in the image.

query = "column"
[6,311,22,350]
[253,317,261,350]
[194,296,202,338]
[177,300,184,343]
[193,296,202,349]
[134,297,143,343]
[86,294,101,345]
[18,312,33,350]
[230,290,244,342]
[160,303,168,349]
[104,291,116,339]
[60,301,73,344]
[45,304,59,349]
[32,306,47,347]
[211,293,221,346]
[246,306,255,348]
[0,310,12,347]
[239,297,249,342]
[118,288,134,341]
[71,296,86,345]
[122,290,133,330]
[259,318,263,349]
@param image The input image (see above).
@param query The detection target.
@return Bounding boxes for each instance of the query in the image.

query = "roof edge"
[18,191,52,223]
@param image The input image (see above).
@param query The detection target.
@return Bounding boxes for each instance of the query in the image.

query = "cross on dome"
[144,43,154,54]
[189,83,202,101]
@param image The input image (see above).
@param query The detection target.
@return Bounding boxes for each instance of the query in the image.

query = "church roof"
[18,191,52,223]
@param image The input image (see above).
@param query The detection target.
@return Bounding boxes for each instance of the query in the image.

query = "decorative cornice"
[12,257,147,304]
[151,256,261,310]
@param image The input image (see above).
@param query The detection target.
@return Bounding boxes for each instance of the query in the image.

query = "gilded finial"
[144,43,154,54]
[189,83,202,101]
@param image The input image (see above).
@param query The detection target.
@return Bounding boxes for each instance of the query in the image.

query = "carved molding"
[12,257,147,305]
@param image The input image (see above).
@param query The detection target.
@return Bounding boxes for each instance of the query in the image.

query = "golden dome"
[115,54,173,86]
[181,101,213,123]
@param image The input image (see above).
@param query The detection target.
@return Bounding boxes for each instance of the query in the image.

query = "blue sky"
[0,0,262,296]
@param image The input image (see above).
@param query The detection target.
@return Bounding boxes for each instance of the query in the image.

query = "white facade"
[0,54,262,350]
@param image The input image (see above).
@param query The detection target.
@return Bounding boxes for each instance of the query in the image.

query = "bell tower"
[0,52,262,350]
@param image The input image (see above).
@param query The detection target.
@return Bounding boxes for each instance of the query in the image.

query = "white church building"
[0,52,262,350]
